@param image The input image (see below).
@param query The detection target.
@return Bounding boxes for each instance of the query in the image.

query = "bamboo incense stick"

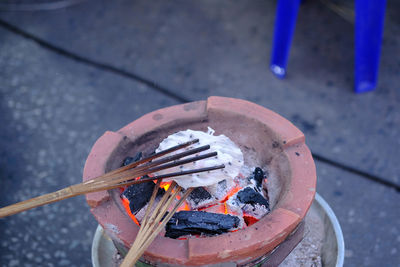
[88,149,217,189]
[135,183,181,246]
[102,139,200,178]
[87,144,212,188]
[120,182,194,267]
[0,143,224,218]
[138,179,161,233]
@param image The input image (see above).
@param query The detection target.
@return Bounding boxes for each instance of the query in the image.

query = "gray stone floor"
[0,0,399,266]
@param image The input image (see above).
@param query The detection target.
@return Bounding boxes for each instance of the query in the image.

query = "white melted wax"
[155,127,244,189]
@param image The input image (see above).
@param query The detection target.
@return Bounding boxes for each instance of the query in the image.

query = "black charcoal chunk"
[188,187,212,204]
[252,167,266,188]
[165,211,240,239]
[122,152,142,167]
[121,151,165,214]
[122,180,154,214]
[237,187,270,210]
[122,177,165,214]
[189,187,212,203]
[187,187,216,209]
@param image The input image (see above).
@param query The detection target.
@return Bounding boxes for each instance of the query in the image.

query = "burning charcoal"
[187,187,217,209]
[121,151,165,214]
[237,187,270,220]
[121,152,142,166]
[205,178,236,201]
[122,177,165,214]
[122,179,154,214]
[134,195,164,222]
[226,186,270,224]
[242,203,270,220]
[237,187,270,210]
[165,211,240,239]
[201,204,245,229]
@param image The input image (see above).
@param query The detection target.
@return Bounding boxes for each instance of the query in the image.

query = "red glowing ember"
[121,196,140,226]
[120,168,270,237]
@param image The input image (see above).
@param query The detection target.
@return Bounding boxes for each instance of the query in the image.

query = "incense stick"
[0,143,224,218]
[103,139,200,177]
[120,182,194,267]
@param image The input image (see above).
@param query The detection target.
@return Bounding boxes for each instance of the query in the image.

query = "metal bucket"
[91,193,344,267]
[314,193,345,267]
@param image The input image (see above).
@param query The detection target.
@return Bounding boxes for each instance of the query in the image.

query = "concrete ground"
[0,0,399,266]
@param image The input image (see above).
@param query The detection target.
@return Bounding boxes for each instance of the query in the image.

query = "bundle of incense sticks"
[120,180,193,267]
[0,139,224,219]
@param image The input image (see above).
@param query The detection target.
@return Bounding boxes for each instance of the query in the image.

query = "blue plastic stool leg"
[270,0,302,78]
[355,0,386,93]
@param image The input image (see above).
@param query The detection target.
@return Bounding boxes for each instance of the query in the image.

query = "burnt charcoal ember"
[122,152,143,166]
[187,187,216,209]
[224,187,270,221]
[252,167,266,188]
[189,187,212,203]
[122,151,164,214]
[165,211,240,239]
[205,178,236,201]
[135,195,164,222]
[237,187,270,210]
[242,203,269,220]
[122,177,165,214]
[122,179,154,214]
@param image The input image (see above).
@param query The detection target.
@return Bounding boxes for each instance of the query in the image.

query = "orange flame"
[177,201,191,211]
[121,196,140,226]
[201,203,226,214]
[220,185,241,203]
[160,181,171,191]
[120,172,262,231]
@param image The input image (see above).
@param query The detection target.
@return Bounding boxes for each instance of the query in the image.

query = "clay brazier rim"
[83,96,316,266]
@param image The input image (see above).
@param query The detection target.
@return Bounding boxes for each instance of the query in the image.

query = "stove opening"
[119,153,270,238]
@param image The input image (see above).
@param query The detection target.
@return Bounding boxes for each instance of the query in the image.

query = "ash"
[279,206,324,267]
[112,251,123,267]
[121,152,273,237]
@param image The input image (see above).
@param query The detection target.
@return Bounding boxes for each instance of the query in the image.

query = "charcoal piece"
[186,187,215,208]
[122,177,165,214]
[187,187,216,209]
[165,211,240,239]
[253,167,266,188]
[205,178,236,201]
[237,187,270,210]
[122,181,154,214]
[189,187,212,204]
[122,152,142,166]
[242,203,270,220]
[121,151,166,214]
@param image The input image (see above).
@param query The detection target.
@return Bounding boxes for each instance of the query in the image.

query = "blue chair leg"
[355,0,386,93]
[270,0,302,78]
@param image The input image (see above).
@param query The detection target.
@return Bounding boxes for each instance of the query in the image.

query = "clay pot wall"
[83,96,316,266]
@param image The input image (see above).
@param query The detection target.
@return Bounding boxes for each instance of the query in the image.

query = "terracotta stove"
[83,96,316,266]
